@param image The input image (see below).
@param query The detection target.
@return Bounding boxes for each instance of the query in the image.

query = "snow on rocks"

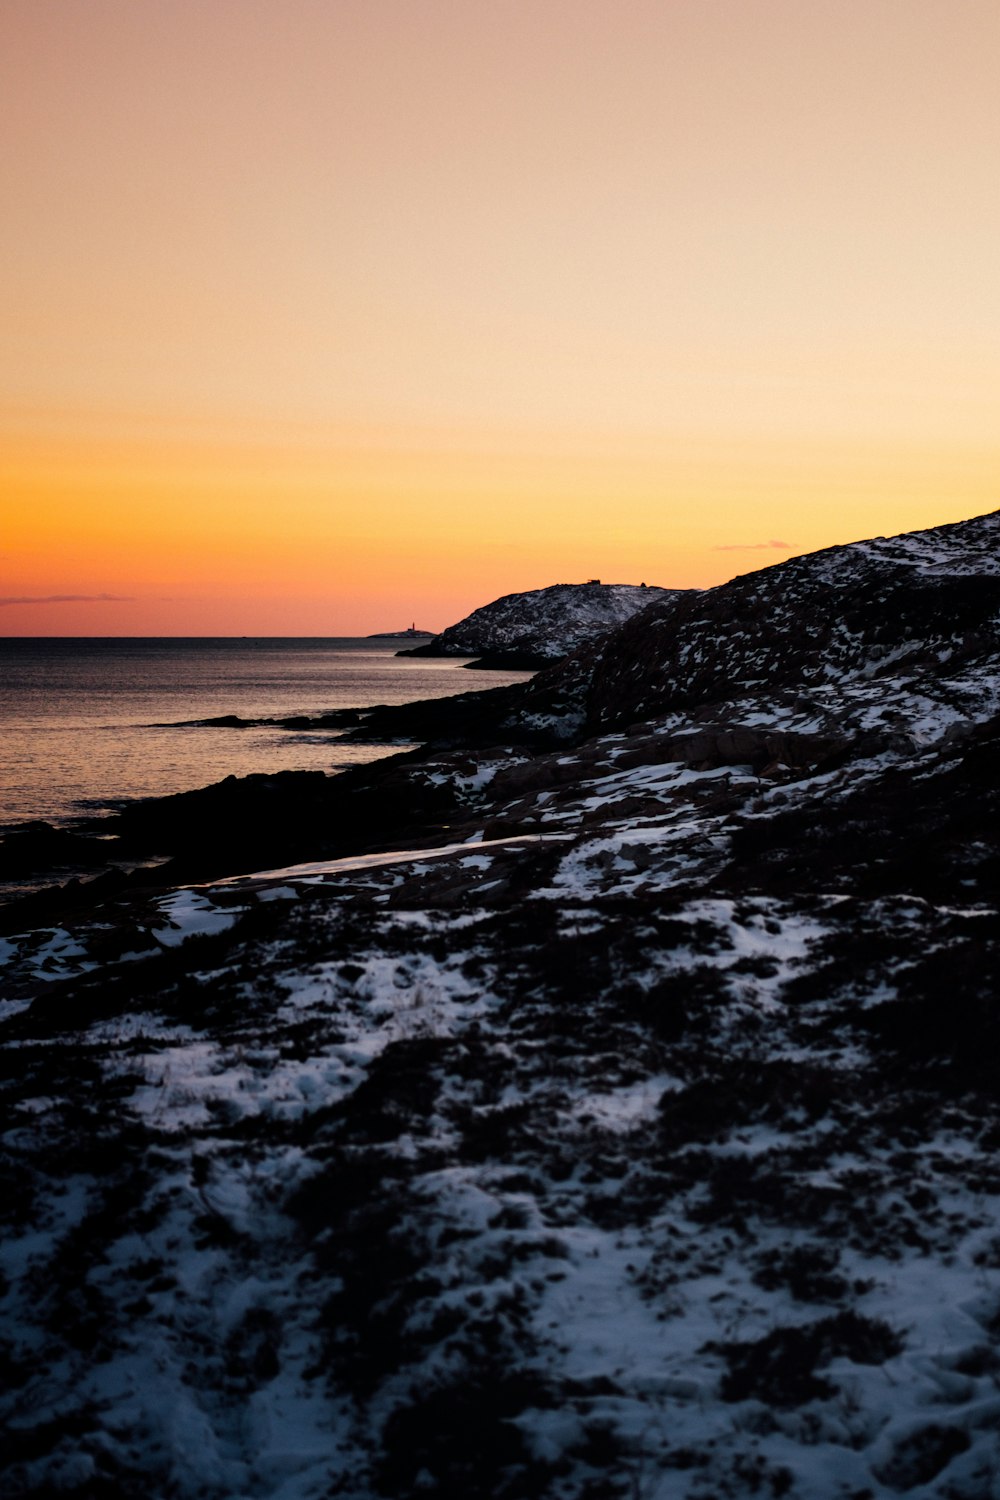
[3,509,1000,1498]
[401,580,681,667]
[4,847,999,1498]
[515,507,1000,747]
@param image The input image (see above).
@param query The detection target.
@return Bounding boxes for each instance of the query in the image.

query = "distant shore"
[366,627,435,639]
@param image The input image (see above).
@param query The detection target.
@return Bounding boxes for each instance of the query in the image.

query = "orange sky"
[2,0,998,635]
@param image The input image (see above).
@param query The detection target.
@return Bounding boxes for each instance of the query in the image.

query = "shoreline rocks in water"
[145,707,368,730]
[0,821,116,879]
[0,677,546,929]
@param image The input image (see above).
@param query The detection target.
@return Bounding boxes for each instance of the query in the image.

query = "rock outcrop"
[585,509,1000,730]
[399,579,680,667]
[502,508,1000,747]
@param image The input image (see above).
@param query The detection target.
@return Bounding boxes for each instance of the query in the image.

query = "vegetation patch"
[713,1312,904,1407]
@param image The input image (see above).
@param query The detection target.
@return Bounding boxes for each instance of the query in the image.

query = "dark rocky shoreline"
[0,676,542,931]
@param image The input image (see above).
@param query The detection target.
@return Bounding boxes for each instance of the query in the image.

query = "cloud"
[713,540,793,553]
[0,593,135,606]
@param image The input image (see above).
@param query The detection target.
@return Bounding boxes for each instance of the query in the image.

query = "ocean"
[0,638,532,830]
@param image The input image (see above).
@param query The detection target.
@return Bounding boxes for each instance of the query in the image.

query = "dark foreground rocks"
[0,822,114,879]
[2,705,1000,1498]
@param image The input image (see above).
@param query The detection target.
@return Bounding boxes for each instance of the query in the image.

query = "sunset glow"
[3,0,998,635]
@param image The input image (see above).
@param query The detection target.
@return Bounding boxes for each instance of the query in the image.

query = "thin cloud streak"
[0,593,135,606]
[713,540,793,553]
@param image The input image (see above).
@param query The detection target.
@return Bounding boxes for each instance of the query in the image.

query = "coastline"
[4,513,1000,1497]
[0,636,535,864]
[3,635,999,1496]
[0,672,536,924]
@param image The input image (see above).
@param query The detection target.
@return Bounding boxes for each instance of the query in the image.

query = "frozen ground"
[2,510,1000,1497]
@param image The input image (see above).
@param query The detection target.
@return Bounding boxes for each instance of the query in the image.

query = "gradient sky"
[2,0,998,634]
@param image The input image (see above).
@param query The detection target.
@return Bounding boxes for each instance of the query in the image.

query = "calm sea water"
[0,638,531,829]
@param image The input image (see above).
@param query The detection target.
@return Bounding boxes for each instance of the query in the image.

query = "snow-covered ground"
[3,829,999,1498]
[3,509,1000,1498]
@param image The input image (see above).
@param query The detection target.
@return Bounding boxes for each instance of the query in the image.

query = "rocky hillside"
[3,510,1000,1499]
[400,580,677,668]
[502,507,1000,747]
[587,508,1000,726]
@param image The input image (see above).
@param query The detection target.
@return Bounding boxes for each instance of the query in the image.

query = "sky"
[1,0,998,635]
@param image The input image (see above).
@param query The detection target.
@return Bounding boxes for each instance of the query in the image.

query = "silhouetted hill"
[400,579,680,667]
